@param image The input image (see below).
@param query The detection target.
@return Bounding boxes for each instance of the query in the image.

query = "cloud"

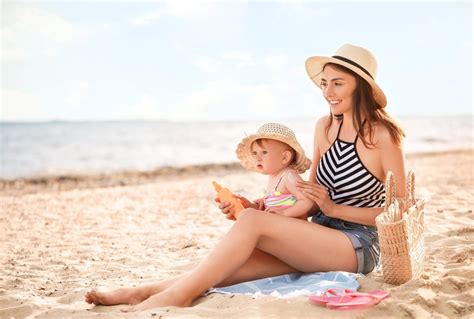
[191,50,256,73]
[277,0,331,17]
[112,95,167,120]
[65,82,90,106]
[1,4,88,61]
[191,56,223,73]
[222,51,256,69]
[130,0,217,26]
[264,53,290,73]
[170,80,303,121]
[130,1,249,53]
[1,88,44,121]
[190,51,300,88]
[181,49,322,121]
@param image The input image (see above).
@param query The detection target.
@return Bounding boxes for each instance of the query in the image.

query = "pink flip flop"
[308,289,354,306]
[309,289,390,310]
[326,290,390,311]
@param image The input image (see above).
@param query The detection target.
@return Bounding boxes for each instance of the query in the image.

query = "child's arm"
[234,195,265,210]
[269,172,315,218]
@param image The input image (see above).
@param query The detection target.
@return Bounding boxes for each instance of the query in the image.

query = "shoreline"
[0,162,244,196]
[1,149,472,196]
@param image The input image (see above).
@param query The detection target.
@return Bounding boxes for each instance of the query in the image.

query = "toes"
[84,291,94,304]
[88,290,102,305]
[120,306,133,313]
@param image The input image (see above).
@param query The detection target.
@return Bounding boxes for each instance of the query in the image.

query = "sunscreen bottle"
[212,181,245,220]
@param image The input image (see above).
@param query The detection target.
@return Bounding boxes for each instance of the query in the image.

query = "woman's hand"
[297,180,336,217]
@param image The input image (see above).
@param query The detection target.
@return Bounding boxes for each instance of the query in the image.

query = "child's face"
[251,139,291,175]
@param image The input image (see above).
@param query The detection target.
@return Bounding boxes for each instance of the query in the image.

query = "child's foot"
[120,289,192,312]
[85,287,147,306]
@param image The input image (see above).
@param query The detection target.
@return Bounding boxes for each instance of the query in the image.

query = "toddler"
[233,123,313,219]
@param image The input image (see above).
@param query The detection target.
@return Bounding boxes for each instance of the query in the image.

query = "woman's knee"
[236,208,265,226]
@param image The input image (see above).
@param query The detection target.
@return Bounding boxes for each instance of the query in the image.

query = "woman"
[85,43,406,311]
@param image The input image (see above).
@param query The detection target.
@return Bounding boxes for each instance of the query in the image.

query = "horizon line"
[1,112,473,124]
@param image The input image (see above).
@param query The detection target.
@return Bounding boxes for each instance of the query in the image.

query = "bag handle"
[406,170,416,207]
[384,171,396,209]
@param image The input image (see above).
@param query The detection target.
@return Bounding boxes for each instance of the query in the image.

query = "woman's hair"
[323,63,405,147]
[253,139,297,165]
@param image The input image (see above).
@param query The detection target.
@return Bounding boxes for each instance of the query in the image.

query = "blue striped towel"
[207,272,359,297]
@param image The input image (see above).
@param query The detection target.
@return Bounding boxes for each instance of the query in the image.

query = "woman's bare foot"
[85,287,148,306]
[120,289,192,312]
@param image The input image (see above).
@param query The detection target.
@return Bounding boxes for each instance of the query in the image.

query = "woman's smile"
[321,65,357,115]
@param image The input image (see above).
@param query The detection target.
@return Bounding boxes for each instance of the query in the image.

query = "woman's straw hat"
[236,123,312,174]
[305,43,387,108]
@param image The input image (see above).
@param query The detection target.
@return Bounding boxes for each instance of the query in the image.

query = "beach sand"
[1,150,473,319]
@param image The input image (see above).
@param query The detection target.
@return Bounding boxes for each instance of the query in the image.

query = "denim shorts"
[311,211,380,274]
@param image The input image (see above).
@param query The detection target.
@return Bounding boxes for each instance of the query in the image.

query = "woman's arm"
[305,117,327,216]
[309,117,325,184]
[380,130,407,199]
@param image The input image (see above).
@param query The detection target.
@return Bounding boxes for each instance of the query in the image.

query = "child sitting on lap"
[234,123,314,219]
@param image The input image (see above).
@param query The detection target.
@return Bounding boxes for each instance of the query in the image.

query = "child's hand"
[234,195,261,210]
[265,207,283,215]
[253,198,265,210]
[214,198,236,220]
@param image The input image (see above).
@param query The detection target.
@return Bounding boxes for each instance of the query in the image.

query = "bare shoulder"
[371,122,406,187]
[314,115,331,139]
[315,115,331,131]
[372,122,398,150]
[285,169,303,182]
[283,169,302,194]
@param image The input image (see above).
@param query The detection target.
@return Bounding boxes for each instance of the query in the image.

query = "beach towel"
[207,272,359,298]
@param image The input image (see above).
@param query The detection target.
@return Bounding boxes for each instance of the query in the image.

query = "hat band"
[332,55,373,79]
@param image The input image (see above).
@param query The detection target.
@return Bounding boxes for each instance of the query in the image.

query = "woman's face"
[320,64,357,116]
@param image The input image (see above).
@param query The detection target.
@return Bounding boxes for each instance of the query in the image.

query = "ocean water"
[0,115,472,180]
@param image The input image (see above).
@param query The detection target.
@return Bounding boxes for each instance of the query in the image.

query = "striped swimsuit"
[317,121,385,207]
[312,119,384,274]
[264,172,297,210]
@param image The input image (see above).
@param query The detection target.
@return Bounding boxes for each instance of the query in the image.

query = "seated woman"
[85,43,406,312]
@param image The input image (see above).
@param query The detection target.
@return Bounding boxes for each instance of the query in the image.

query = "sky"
[1,0,472,122]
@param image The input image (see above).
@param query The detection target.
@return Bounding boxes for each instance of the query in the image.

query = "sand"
[1,150,473,319]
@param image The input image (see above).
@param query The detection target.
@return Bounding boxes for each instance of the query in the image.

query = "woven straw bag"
[375,171,425,285]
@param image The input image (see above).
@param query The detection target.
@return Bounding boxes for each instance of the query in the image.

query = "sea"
[0,115,472,180]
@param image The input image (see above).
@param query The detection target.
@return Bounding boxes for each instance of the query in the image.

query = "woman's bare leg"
[85,248,296,306]
[124,210,357,311]
[85,275,186,306]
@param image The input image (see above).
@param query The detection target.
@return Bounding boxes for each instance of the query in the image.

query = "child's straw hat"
[305,43,387,108]
[236,123,311,174]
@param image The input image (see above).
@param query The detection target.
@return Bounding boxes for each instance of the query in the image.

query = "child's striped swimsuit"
[263,173,296,210]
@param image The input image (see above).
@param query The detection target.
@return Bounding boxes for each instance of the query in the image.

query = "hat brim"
[236,133,312,174]
[305,56,387,108]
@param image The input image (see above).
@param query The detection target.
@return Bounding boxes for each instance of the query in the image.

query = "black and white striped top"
[317,121,385,208]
